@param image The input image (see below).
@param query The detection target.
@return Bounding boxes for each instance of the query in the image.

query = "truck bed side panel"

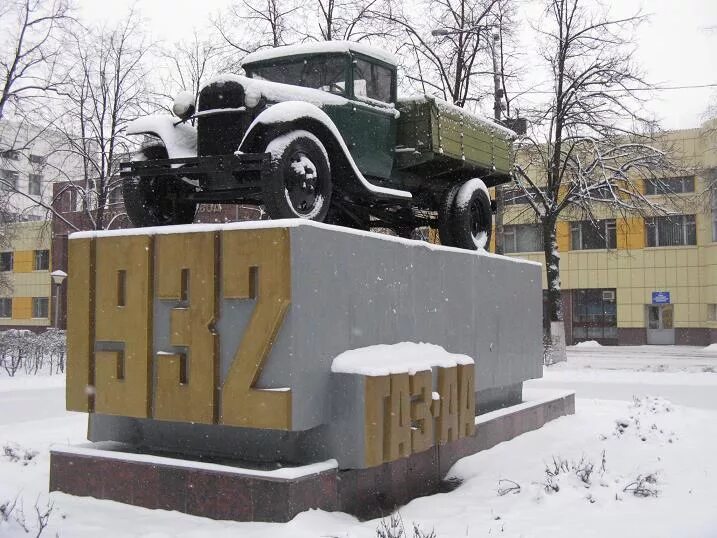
[395,98,513,179]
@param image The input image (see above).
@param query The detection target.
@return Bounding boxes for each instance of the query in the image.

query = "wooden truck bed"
[395,96,515,184]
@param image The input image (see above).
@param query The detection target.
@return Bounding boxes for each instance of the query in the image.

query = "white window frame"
[33,249,49,271]
[31,297,49,319]
[28,173,42,195]
[0,298,11,318]
[645,176,695,195]
[503,224,543,253]
[645,215,697,247]
[570,219,617,250]
[0,169,19,189]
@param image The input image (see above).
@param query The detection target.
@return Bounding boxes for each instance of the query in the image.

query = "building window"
[0,252,13,272]
[502,187,543,206]
[33,249,49,271]
[645,215,696,247]
[0,150,20,161]
[108,186,122,205]
[570,219,617,250]
[594,185,622,200]
[503,224,543,253]
[0,169,19,189]
[29,154,46,164]
[645,176,695,195]
[572,289,618,341]
[32,297,49,319]
[28,173,42,195]
[0,298,11,318]
[708,304,717,322]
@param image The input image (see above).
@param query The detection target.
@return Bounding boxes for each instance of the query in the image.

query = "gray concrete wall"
[260,225,544,429]
[89,222,544,467]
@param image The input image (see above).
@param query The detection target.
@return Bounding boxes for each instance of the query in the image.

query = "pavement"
[526,344,717,410]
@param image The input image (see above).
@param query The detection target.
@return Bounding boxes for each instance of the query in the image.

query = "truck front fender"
[239,102,411,200]
[126,115,197,160]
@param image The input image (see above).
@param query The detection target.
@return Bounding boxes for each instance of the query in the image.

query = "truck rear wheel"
[264,130,332,221]
[438,183,461,246]
[441,178,492,250]
[122,145,197,228]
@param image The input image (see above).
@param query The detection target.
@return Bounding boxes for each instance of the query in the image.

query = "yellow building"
[0,220,53,330]
[493,119,717,345]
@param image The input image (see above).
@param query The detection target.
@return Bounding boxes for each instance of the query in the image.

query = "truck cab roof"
[240,41,398,68]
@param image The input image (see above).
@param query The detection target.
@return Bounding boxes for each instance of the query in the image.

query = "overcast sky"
[79,0,717,130]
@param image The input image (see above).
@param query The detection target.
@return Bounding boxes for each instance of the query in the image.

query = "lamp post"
[51,270,67,329]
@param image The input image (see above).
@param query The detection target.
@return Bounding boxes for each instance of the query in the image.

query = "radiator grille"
[197,80,246,156]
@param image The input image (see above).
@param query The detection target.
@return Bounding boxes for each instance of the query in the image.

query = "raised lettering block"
[67,221,543,469]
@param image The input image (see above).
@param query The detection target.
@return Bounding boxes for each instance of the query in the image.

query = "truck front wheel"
[122,145,197,228]
[440,178,492,250]
[264,130,332,221]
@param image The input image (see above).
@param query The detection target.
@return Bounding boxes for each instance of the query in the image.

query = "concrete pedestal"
[51,391,574,522]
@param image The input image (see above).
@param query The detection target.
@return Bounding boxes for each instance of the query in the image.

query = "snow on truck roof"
[240,41,398,67]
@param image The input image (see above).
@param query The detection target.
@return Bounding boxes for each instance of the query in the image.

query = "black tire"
[264,130,332,221]
[438,183,461,246]
[122,145,197,227]
[443,178,492,250]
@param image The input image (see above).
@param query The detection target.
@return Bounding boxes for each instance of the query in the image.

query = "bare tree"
[51,10,155,231]
[0,0,74,292]
[380,0,503,107]
[214,0,302,69]
[0,0,72,124]
[511,0,675,337]
[305,0,394,42]
[155,30,223,109]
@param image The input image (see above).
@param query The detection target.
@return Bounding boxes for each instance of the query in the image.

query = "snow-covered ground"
[1,346,716,537]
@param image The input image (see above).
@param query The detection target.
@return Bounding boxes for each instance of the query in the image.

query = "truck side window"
[353,59,392,103]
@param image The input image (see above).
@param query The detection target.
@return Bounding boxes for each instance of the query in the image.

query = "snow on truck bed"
[398,95,518,140]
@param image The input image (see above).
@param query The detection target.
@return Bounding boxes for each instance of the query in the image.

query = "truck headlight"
[172,91,196,119]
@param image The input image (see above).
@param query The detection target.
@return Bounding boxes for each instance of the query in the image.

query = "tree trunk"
[542,216,563,338]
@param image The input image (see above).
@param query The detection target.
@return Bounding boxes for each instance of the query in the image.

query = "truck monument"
[50,41,574,522]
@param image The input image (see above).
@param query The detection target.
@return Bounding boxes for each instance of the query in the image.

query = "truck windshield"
[247,56,348,96]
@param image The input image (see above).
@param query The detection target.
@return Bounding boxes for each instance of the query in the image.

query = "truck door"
[344,57,396,179]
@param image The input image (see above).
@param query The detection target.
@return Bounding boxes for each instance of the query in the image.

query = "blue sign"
[652,291,670,305]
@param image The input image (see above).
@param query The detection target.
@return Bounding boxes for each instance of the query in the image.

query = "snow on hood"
[398,95,518,140]
[240,41,397,67]
[201,74,349,108]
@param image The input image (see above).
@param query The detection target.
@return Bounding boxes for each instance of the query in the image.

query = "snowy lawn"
[1,346,716,537]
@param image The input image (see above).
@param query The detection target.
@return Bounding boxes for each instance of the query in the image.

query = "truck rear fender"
[239,102,411,200]
[126,115,197,160]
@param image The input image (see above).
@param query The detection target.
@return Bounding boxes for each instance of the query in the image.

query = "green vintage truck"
[121,41,516,250]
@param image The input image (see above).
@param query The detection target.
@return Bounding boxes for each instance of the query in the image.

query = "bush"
[0,497,54,536]
[376,513,437,538]
[0,329,66,377]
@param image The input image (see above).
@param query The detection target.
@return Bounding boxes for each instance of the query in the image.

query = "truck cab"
[242,46,398,179]
[121,41,516,250]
